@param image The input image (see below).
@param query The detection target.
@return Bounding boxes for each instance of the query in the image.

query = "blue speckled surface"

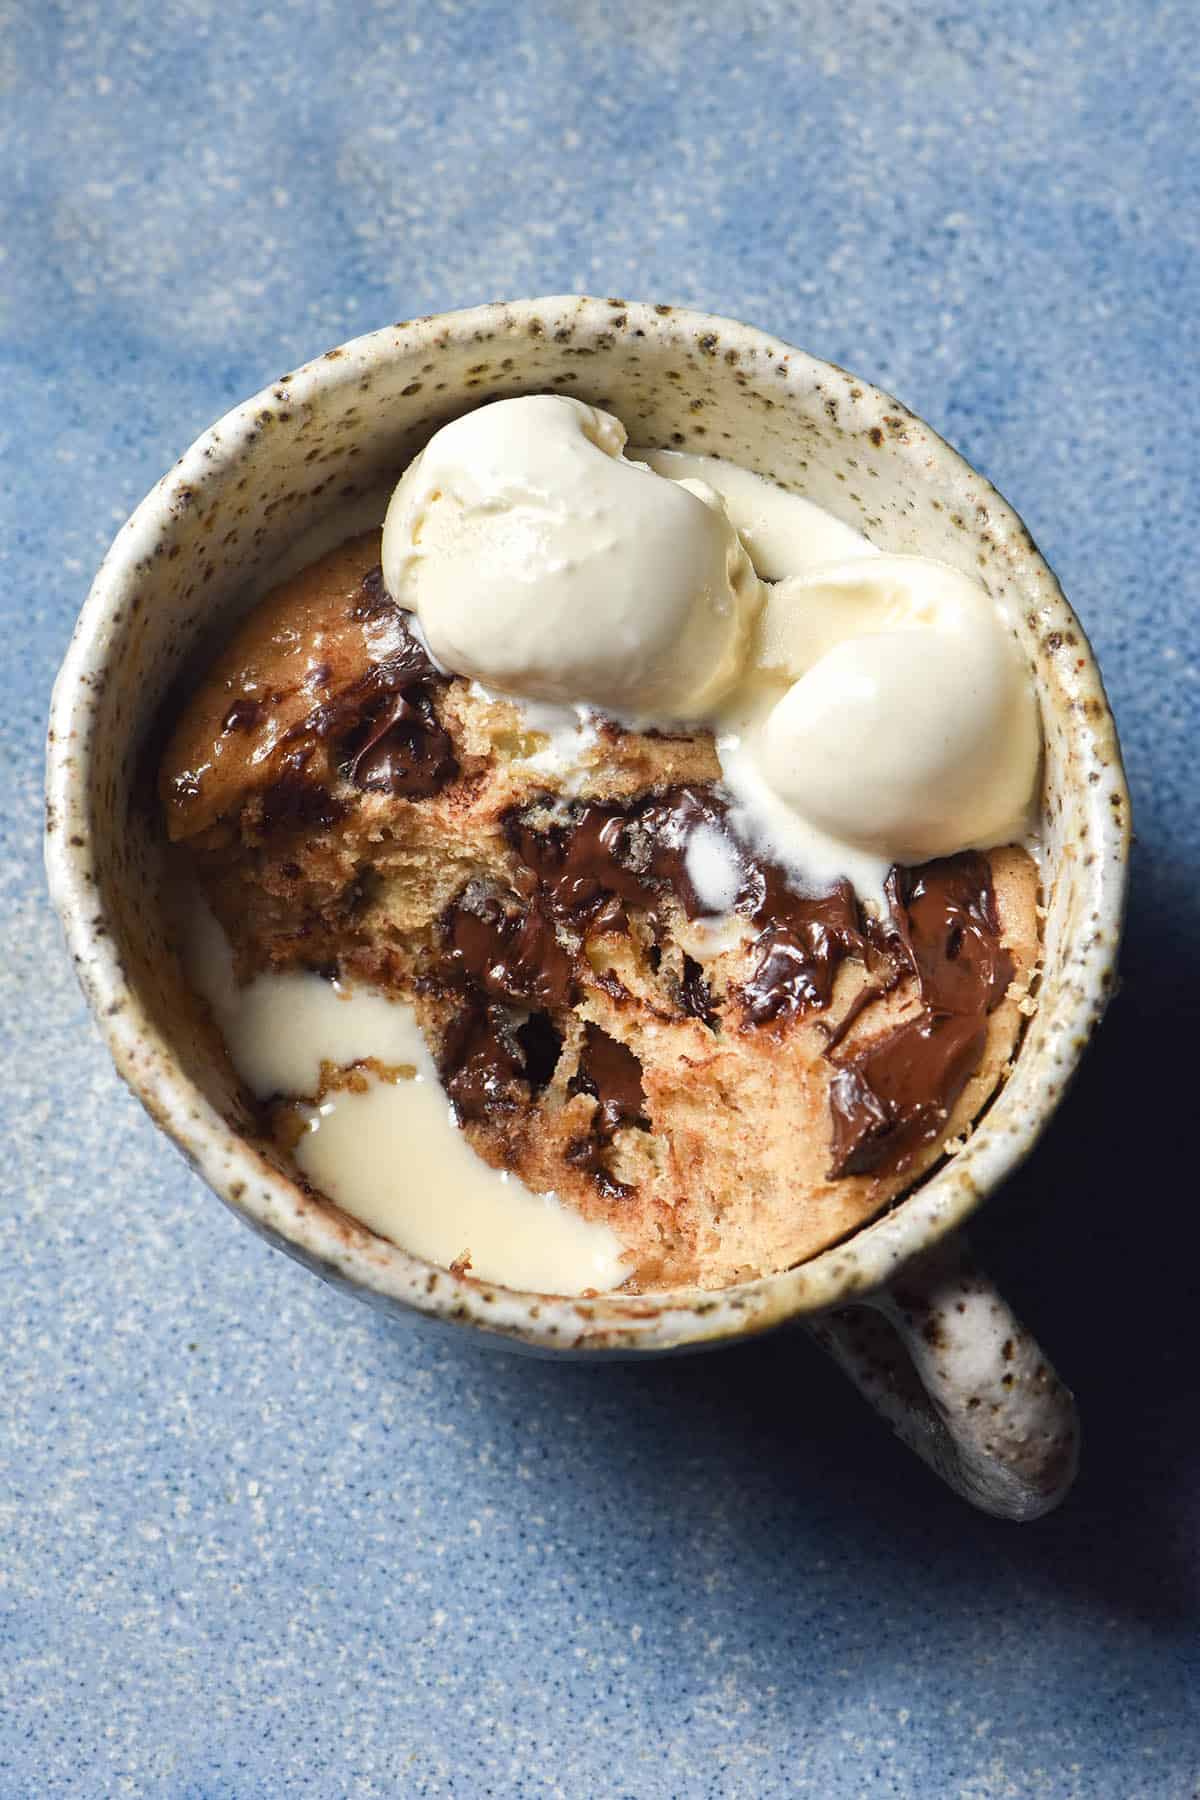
[5,3,1200,1794]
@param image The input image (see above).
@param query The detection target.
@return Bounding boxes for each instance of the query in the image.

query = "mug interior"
[46,297,1129,1353]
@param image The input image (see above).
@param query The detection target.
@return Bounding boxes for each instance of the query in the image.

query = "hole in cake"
[515,1011,565,1094]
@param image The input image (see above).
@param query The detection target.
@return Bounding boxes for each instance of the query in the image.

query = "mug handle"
[807,1233,1079,1520]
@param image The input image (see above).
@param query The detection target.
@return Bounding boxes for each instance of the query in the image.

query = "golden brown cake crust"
[163,534,1041,1291]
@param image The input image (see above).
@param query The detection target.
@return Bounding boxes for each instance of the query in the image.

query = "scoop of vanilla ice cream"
[381,395,762,716]
[753,556,1039,863]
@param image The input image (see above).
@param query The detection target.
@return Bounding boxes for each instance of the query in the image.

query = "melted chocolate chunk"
[738,840,866,1025]
[742,881,864,1026]
[828,1012,987,1177]
[505,786,868,1035]
[508,805,650,921]
[511,788,866,1029]
[343,691,457,797]
[742,926,819,1024]
[444,883,573,1010]
[440,784,1015,1193]
[571,1022,649,1135]
[827,1065,892,1174]
[564,1137,634,1199]
[284,576,459,800]
[885,852,1015,1014]
[438,878,573,1125]
[508,786,752,925]
[222,695,262,733]
[564,1023,649,1200]
[258,746,343,835]
[679,954,717,1027]
[350,562,392,621]
[637,787,756,918]
[826,853,1014,1179]
[439,1000,527,1124]
[169,770,201,804]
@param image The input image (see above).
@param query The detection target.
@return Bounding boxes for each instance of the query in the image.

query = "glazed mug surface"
[45,298,1129,1519]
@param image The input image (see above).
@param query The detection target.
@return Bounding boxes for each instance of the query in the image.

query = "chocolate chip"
[679,954,717,1027]
[444,883,573,1010]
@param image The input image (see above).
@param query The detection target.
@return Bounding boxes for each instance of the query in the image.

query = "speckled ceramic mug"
[46,298,1129,1521]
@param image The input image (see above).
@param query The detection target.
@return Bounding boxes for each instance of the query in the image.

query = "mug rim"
[45,295,1131,1353]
